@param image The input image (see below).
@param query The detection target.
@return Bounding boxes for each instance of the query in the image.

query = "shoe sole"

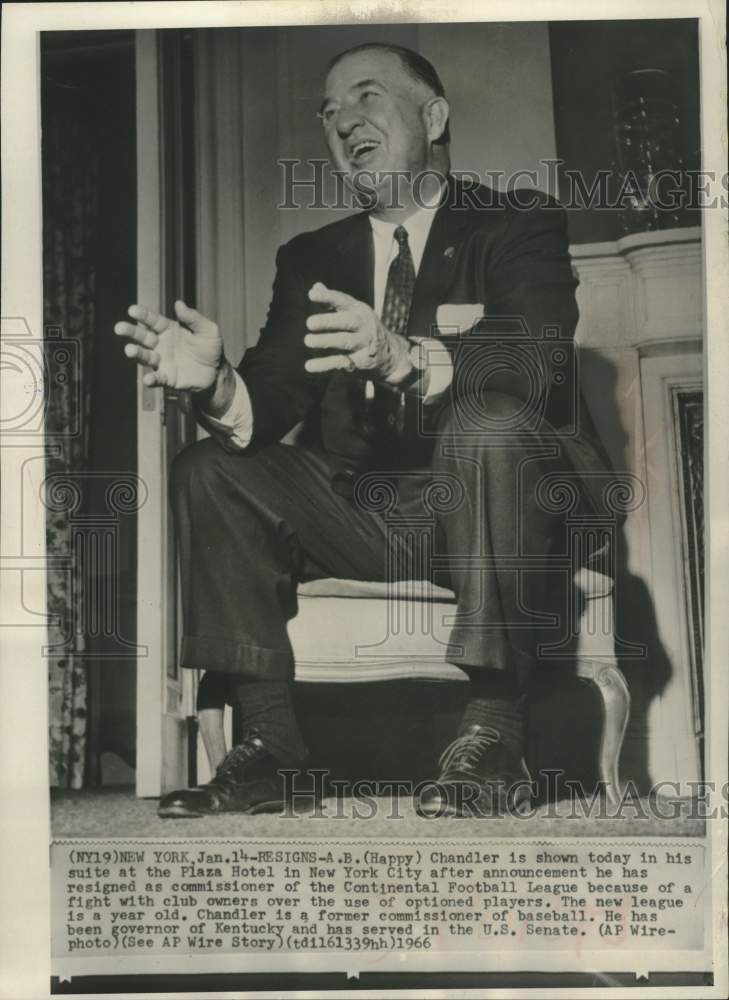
[157,804,205,819]
[416,796,532,819]
[157,798,313,819]
[416,759,534,819]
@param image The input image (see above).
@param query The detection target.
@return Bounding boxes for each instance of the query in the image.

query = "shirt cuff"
[200,371,254,449]
[415,339,454,404]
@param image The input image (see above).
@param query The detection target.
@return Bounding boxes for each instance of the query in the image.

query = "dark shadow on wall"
[580,346,674,793]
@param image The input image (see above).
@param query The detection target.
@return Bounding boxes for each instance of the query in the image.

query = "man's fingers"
[305,354,360,373]
[114,321,158,349]
[306,310,359,333]
[174,299,201,328]
[124,343,160,368]
[305,332,362,352]
[127,304,173,334]
[141,370,167,388]
[308,282,356,311]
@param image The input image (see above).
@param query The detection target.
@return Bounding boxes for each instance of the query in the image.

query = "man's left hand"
[304,282,411,383]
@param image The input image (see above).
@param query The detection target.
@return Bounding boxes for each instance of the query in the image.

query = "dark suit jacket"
[235,176,611,503]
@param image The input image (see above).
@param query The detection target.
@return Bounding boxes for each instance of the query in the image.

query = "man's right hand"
[115,300,224,392]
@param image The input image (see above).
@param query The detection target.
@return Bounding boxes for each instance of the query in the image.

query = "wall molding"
[640,353,703,784]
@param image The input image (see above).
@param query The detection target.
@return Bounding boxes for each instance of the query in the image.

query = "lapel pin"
[443,246,455,259]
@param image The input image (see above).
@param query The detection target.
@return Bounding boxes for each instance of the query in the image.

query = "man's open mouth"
[348,139,380,164]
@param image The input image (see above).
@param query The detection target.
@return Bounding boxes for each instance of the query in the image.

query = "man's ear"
[424,96,450,143]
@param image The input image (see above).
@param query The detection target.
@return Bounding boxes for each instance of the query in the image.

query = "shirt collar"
[368,181,444,244]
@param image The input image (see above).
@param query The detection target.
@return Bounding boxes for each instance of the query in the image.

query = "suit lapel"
[332,212,374,308]
[407,180,474,340]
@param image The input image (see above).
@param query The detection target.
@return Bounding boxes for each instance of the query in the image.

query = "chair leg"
[576,658,631,806]
[198,707,228,775]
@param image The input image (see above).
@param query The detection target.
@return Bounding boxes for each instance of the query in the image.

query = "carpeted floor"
[51,787,704,839]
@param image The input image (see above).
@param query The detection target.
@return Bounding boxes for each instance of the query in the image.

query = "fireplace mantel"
[571,226,703,350]
[569,226,704,787]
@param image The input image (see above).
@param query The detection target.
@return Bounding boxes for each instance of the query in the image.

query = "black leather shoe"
[158,732,294,818]
[416,724,533,818]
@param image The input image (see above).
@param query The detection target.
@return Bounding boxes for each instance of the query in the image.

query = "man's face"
[321,50,434,201]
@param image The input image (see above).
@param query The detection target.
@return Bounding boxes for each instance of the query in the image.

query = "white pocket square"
[436,303,485,336]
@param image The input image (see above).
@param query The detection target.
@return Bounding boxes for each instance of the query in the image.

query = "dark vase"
[612,69,686,234]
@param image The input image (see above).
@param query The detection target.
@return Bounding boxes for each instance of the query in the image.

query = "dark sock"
[459,668,525,761]
[196,670,235,711]
[231,679,308,765]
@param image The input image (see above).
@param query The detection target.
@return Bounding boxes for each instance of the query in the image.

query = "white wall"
[416,22,557,189]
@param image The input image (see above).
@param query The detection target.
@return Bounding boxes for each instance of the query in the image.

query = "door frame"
[135,28,197,796]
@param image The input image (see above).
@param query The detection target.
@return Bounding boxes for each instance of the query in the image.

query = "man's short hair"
[328,42,451,145]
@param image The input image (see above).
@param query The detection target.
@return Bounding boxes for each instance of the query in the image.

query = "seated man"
[116,42,610,819]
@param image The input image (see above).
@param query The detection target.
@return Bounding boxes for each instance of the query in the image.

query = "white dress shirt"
[205,201,454,449]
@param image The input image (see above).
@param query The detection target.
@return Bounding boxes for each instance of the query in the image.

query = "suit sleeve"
[441,195,579,415]
[233,240,325,448]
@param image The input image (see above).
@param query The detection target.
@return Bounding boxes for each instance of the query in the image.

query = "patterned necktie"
[381,225,416,337]
[364,225,416,439]
[332,227,417,493]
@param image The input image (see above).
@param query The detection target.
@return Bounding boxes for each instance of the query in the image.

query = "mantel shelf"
[571,226,702,261]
